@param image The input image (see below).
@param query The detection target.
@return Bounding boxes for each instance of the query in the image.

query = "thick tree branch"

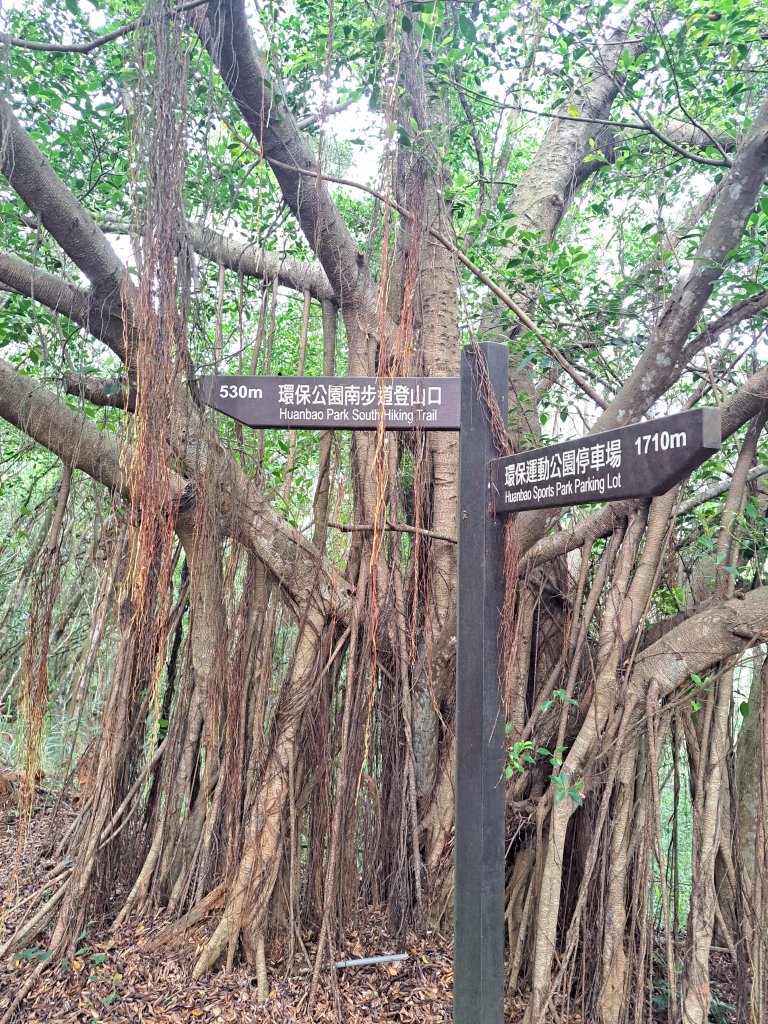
[0,251,353,622]
[637,586,768,698]
[186,223,335,301]
[0,254,89,322]
[516,98,768,553]
[0,98,131,310]
[221,137,605,408]
[478,13,660,417]
[195,0,378,336]
[595,96,768,430]
[63,372,135,412]
[500,20,656,256]
[0,356,353,622]
[0,357,182,507]
[101,220,336,301]
[0,253,127,360]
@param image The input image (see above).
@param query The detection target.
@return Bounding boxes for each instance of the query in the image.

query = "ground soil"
[0,804,736,1023]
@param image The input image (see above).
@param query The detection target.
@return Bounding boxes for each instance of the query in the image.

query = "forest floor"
[0,805,736,1023]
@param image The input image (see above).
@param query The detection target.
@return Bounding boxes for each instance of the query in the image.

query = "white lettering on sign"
[504,437,623,489]
[634,430,687,455]
[201,374,462,432]
[275,382,444,410]
[220,384,264,400]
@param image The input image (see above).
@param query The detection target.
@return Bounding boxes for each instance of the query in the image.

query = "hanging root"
[0,875,71,960]
[0,959,49,1024]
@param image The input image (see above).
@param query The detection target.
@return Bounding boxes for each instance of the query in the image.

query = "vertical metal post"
[454,342,508,1024]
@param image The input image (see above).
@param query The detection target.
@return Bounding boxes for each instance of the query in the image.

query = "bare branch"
[0,0,208,55]
[328,520,456,544]
[676,465,768,517]
[296,98,354,131]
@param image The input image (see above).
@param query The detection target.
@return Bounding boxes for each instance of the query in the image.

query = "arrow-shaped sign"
[491,408,721,513]
[197,375,462,431]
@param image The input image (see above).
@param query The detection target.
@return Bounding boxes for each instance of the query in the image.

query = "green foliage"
[550,770,584,807]
[505,736,535,776]
[540,689,577,712]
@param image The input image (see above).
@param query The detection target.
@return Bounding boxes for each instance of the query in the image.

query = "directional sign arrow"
[197,375,461,431]
[491,408,721,514]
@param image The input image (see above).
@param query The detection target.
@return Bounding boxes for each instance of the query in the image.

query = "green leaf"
[458,13,476,41]
[17,947,51,962]
[740,701,750,717]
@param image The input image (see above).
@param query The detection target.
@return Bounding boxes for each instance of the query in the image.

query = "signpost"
[198,358,721,1024]
[491,408,721,513]
[454,344,507,1024]
[198,374,461,430]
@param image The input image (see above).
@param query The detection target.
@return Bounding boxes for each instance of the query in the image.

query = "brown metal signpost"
[197,364,721,1024]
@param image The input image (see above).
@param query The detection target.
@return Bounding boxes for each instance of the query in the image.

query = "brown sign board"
[491,408,721,513]
[198,375,461,430]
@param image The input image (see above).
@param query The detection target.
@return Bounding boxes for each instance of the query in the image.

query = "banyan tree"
[0,1,767,1021]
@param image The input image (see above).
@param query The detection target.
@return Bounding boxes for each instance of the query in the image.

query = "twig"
[623,97,731,168]
[328,520,456,544]
[296,98,355,130]
[677,465,768,518]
